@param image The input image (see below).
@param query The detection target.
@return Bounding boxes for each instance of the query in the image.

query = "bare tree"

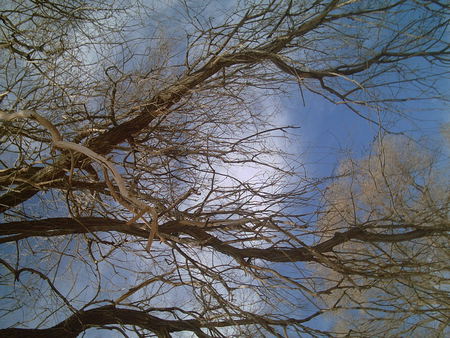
[0,0,449,337]
[316,135,449,337]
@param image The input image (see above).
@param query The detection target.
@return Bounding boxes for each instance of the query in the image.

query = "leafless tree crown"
[0,0,449,337]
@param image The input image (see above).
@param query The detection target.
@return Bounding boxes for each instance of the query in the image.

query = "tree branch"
[0,304,322,337]
[0,217,444,262]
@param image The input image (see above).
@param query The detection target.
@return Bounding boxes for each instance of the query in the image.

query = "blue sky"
[282,69,449,181]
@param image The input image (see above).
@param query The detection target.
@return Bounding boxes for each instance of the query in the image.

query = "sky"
[283,85,449,188]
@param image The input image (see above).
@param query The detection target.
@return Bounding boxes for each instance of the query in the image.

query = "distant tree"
[316,135,449,337]
[0,0,448,337]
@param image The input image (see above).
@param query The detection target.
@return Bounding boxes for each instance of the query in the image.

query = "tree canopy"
[0,0,449,337]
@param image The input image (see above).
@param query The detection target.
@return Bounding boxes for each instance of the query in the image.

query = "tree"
[0,0,448,337]
[316,135,449,336]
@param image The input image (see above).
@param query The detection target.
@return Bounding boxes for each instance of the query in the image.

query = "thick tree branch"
[0,217,444,262]
[0,304,322,338]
